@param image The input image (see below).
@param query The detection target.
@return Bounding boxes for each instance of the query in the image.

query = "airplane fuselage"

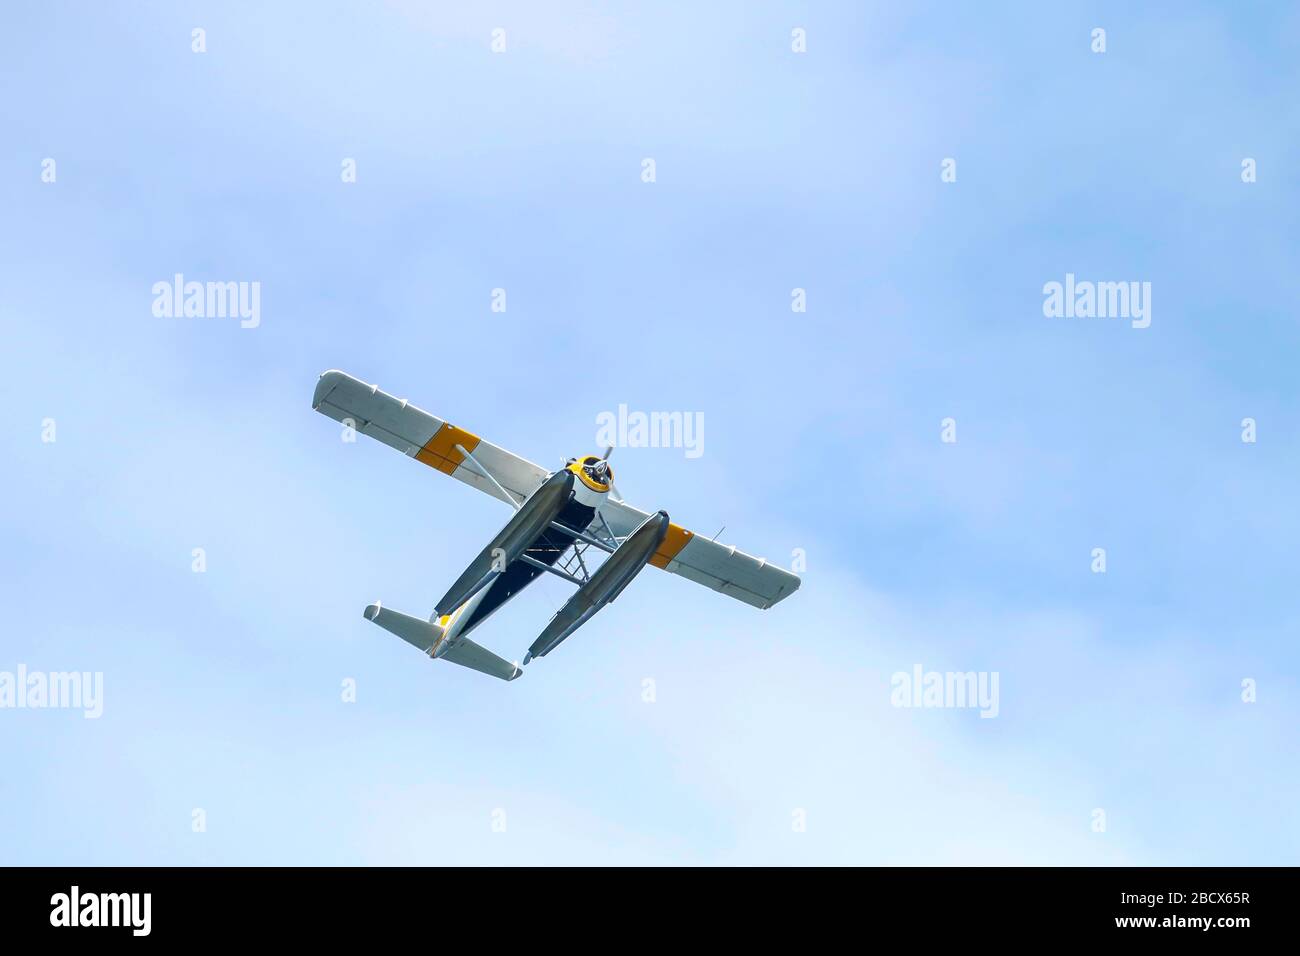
[434,455,612,649]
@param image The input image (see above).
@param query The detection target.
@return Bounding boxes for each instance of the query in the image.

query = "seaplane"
[312,370,801,681]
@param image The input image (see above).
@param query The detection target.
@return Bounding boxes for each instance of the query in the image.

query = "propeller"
[598,446,624,501]
[565,447,624,501]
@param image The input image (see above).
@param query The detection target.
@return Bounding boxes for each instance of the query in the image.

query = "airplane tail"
[363,603,521,681]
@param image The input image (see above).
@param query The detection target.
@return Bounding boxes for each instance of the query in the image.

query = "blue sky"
[1,1,1297,864]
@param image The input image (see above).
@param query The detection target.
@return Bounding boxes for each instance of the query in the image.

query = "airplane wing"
[313,369,800,612]
[600,498,800,610]
[312,370,549,507]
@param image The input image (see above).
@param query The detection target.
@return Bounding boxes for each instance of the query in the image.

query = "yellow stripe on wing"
[649,523,693,569]
[416,423,481,475]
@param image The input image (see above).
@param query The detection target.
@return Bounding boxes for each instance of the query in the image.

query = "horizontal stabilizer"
[364,602,441,653]
[364,602,521,681]
[440,638,523,682]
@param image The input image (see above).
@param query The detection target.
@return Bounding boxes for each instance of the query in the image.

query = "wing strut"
[455,442,523,510]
